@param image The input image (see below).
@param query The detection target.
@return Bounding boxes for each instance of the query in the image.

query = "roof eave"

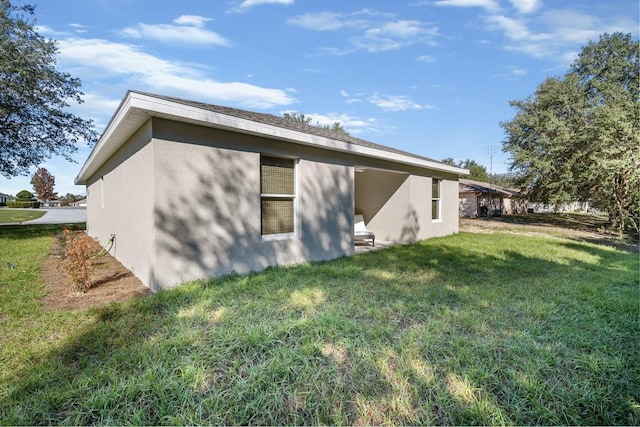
[76,92,468,184]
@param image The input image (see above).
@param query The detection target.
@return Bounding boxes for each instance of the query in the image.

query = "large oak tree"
[501,33,639,236]
[0,0,96,178]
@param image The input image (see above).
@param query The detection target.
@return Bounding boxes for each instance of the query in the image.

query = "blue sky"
[2,0,637,197]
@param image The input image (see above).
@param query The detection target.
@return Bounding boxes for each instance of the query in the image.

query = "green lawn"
[0,208,45,224]
[0,224,638,425]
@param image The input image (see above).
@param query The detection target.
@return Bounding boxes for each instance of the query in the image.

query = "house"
[459,178,527,217]
[0,192,14,206]
[39,199,62,207]
[70,198,87,207]
[75,91,468,291]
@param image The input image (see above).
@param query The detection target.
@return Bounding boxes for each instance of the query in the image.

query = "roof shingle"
[134,90,443,166]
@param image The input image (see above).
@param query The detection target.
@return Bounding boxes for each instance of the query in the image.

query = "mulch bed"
[40,232,151,311]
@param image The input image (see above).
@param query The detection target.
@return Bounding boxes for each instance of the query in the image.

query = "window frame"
[431,177,442,221]
[260,155,298,240]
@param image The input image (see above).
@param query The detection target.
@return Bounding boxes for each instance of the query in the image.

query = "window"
[261,156,296,236]
[432,178,441,220]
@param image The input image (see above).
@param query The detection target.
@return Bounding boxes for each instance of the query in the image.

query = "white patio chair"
[354,214,375,247]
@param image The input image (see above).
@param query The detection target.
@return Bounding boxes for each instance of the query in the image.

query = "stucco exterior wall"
[430,178,459,237]
[355,170,458,242]
[85,115,462,291]
[149,119,353,290]
[85,120,156,286]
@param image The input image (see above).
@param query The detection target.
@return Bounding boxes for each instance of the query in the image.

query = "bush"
[15,190,35,200]
[61,232,96,293]
[6,201,40,208]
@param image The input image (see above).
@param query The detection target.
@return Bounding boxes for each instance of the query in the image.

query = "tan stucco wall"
[459,192,478,217]
[355,170,458,242]
[86,120,156,287]
[149,119,354,290]
[86,116,461,290]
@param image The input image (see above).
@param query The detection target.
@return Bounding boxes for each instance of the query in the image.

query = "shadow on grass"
[464,214,638,253]
[2,234,638,425]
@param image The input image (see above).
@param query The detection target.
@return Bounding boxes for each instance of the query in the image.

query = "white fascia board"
[76,92,468,184]
[75,93,135,184]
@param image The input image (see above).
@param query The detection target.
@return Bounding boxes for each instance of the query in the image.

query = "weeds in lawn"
[0,225,638,425]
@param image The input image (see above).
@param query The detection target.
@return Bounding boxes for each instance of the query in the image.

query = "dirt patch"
[460,215,638,253]
[40,232,151,311]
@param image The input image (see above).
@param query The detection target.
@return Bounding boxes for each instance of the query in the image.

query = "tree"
[441,157,456,166]
[440,158,489,181]
[0,0,97,178]
[491,172,520,188]
[58,192,81,206]
[460,159,489,182]
[30,166,56,201]
[501,33,639,237]
[15,189,34,200]
[283,112,350,136]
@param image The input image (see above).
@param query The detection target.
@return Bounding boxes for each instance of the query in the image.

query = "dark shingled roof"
[460,178,523,197]
[132,90,445,166]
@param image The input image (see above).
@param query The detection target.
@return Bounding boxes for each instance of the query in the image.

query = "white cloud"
[287,12,365,31]
[290,11,438,54]
[483,8,637,62]
[34,24,69,37]
[355,20,438,52]
[69,23,89,33]
[281,111,379,135]
[484,15,542,41]
[173,15,211,27]
[508,0,541,14]
[369,94,433,111]
[417,54,436,62]
[433,0,499,11]
[121,16,230,46]
[68,92,122,128]
[230,0,294,13]
[491,65,528,79]
[57,38,296,109]
[368,20,432,38]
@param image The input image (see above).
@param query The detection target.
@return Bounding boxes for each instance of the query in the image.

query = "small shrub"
[53,229,71,258]
[62,233,96,293]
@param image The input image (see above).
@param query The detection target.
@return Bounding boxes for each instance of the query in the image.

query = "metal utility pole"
[487,145,497,213]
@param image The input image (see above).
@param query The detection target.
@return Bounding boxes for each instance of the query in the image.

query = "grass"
[0,223,638,425]
[0,208,45,224]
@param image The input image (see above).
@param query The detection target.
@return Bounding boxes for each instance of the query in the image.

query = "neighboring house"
[75,91,469,291]
[0,192,14,206]
[39,199,62,207]
[70,198,87,207]
[459,178,527,217]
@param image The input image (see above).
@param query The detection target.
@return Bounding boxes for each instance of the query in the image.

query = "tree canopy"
[30,166,56,201]
[283,112,350,136]
[441,158,489,182]
[0,0,97,178]
[501,33,639,236]
[15,189,34,200]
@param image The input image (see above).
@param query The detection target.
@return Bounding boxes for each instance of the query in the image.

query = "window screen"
[261,156,295,235]
[432,178,441,220]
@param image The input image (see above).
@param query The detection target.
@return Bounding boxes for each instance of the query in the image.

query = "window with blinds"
[432,178,441,220]
[261,156,296,235]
